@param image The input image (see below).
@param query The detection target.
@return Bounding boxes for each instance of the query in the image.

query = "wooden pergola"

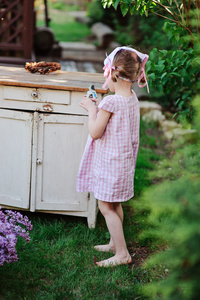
[0,0,35,64]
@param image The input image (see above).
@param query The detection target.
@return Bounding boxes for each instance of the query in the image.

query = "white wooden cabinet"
[0,67,107,228]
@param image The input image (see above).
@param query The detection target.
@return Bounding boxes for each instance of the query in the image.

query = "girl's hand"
[79,96,99,112]
[91,98,99,106]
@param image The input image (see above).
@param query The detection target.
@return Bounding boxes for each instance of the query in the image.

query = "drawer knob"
[36,158,42,165]
[32,91,38,98]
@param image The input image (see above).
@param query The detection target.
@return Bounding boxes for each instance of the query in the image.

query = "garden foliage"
[146,46,199,121]
[137,96,200,299]
[0,208,33,266]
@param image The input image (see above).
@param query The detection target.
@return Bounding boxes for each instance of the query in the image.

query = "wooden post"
[23,0,35,59]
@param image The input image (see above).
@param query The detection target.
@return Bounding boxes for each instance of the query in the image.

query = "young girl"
[77,46,149,267]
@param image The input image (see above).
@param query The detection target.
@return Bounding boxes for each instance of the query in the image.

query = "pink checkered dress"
[76,91,140,202]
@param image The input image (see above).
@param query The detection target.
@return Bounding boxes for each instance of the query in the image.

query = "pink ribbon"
[137,57,149,93]
[102,56,115,90]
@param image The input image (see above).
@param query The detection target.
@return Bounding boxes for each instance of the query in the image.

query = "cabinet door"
[0,109,33,209]
[35,113,89,211]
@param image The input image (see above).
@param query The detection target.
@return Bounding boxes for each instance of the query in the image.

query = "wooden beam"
[0,43,23,50]
[7,26,23,43]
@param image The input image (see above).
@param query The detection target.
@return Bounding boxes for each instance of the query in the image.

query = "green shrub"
[146,46,199,121]
[136,97,200,299]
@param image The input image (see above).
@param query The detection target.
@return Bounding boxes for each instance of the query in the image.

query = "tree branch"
[195,0,200,34]
[151,0,176,19]
[150,9,194,36]
[174,0,185,24]
[165,0,179,20]
[182,0,192,32]
[182,0,187,12]
[150,10,180,23]
[187,0,192,10]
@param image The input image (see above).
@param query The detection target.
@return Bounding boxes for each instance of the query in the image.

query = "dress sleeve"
[98,95,116,113]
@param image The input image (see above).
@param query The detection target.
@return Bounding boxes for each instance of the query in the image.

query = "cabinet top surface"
[0,66,107,93]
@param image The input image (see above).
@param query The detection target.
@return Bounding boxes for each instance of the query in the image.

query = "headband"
[102,46,149,93]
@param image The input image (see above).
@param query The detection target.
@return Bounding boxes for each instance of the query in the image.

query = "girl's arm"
[79,96,111,140]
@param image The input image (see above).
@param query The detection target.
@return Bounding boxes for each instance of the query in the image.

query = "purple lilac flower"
[0,206,33,266]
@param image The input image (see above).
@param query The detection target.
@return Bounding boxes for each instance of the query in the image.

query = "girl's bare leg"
[94,202,123,253]
[95,200,131,267]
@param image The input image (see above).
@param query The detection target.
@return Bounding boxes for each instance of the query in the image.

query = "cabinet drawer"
[2,86,71,113]
[4,86,70,104]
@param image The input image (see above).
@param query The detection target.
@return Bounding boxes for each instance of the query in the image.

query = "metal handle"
[32,91,38,98]
[43,104,53,112]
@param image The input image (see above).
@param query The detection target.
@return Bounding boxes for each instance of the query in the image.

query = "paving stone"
[60,42,105,62]
[161,120,181,131]
[139,101,162,115]
[142,109,165,123]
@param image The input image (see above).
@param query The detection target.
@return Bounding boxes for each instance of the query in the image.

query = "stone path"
[60,60,102,73]
[59,41,104,73]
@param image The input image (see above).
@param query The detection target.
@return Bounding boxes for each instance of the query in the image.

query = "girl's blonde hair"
[111,49,142,83]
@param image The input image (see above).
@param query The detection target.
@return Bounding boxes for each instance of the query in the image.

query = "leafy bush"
[146,46,199,121]
[135,95,200,299]
[144,17,200,121]
[138,15,174,51]
[0,208,33,266]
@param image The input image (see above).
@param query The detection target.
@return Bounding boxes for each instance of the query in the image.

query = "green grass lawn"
[0,120,167,300]
[35,3,91,42]
[37,18,91,43]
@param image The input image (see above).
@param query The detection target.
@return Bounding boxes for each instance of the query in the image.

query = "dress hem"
[76,187,134,203]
